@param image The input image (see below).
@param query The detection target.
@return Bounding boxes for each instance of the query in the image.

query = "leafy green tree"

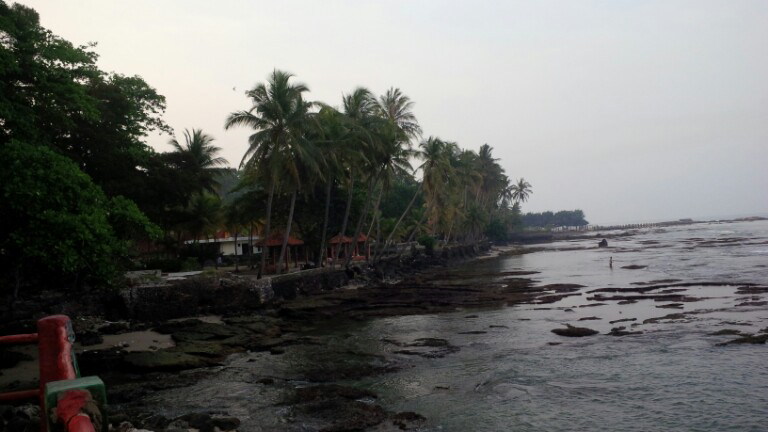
[0,2,100,147]
[0,141,158,297]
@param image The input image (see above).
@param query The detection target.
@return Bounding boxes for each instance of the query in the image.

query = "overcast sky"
[20,0,768,224]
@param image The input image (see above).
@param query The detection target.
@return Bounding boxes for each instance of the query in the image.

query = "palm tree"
[185,192,222,244]
[375,87,422,143]
[510,177,532,204]
[475,144,502,208]
[310,105,349,266]
[417,137,454,232]
[225,70,311,277]
[338,88,381,266]
[168,128,228,194]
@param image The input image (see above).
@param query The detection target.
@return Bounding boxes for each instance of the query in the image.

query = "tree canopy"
[0,141,159,295]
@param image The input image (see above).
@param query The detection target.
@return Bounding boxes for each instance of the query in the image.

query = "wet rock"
[656,303,685,309]
[658,289,689,294]
[211,416,240,431]
[609,318,637,324]
[607,326,643,336]
[391,411,426,430]
[551,325,599,337]
[735,286,768,294]
[122,351,210,372]
[535,293,582,304]
[598,239,608,247]
[153,319,204,334]
[138,413,169,430]
[98,321,131,334]
[735,300,768,307]
[178,413,213,431]
[538,284,585,293]
[643,313,688,324]
[288,385,387,431]
[78,330,104,346]
[169,341,225,358]
[578,316,601,321]
[717,333,768,346]
[219,334,254,348]
[631,279,681,286]
[588,293,692,302]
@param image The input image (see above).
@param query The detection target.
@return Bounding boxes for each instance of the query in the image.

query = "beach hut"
[257,232,306,273]
[327,233,369,263]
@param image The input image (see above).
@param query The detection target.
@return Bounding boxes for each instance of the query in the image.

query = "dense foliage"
[522,210,588,229]
[0,141,158,295]
[0,2,167,295]
[1,2,544,292]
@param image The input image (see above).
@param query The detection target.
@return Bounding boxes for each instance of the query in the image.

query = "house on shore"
[184,231,262,256]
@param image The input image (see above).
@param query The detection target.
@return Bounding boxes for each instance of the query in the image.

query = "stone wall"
[119,269,350,321]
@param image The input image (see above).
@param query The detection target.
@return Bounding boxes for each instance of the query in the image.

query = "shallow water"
[147,220,768,431]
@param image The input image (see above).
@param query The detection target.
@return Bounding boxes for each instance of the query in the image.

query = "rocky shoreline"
[3,237,767,431]
[3,242,537,431]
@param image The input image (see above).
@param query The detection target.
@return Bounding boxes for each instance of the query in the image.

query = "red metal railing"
[0,315,98,432]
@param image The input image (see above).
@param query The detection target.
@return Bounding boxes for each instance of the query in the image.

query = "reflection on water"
[148,221,768,431]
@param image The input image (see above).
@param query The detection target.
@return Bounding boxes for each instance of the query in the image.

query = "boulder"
[551,324,599,337]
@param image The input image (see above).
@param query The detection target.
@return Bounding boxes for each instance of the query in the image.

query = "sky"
[19,0,768,225]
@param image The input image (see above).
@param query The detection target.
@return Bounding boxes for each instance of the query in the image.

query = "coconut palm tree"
[225,70,312,277]
[168,128,228,194]
[375,87,422,143]
[417,136,454,232]
[185,192,222,243]
[339,88,382,266]
[510,177,532,204]
[308,105,353,266]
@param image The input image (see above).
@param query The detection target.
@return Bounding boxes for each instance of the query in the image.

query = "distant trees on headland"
[522,210,588,230]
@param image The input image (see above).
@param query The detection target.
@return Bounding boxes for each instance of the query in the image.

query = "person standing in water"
[609,256,613,269]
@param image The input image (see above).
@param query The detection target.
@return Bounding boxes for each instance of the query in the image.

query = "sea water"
[147,220,768,431]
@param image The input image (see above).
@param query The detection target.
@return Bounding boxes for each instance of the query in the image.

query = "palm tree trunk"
[233,231,239,272]
[318,178,332,267]
[397,210,428,258]
[445,219,454,244]
[248,223,254,269]
[378,187,421,262]
[333,177,355,267]
[362,187,383,261]
[345,177,375,267]
[259,181,275,278]
[276,189,297,273]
